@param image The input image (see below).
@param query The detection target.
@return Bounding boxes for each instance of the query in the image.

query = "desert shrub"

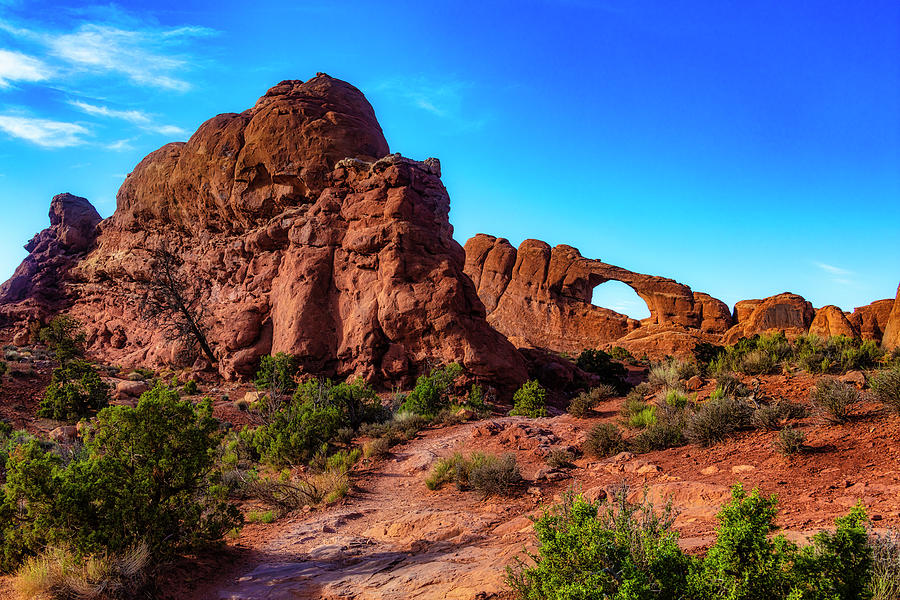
[869,528,900,600]
[810,378,860,424]
[627,406,656,429]
[752,400,808,430]
[182,379,198,395]
[255,352,297,395]
[253,353,298,416]
[244,469,349,511]
[363,436,391,459]
[871,368,900,413]
[567,384,616,417]
[0,383,240,571]
[693,341,725,369]
[663,388,690,409]
[648,360,682,389]
[631,404,688,453]
[796,335,883,374]
[715,371,750,398]
[245,378,387,466]
[39,359,109,422]
[506,485,691,599]
[13,544,150,600]
[690,484,872,599]
[39,315,86,364]
[583,423,624,458]
[686,396,753,446]
[465,383,488,412]
[468,453,522,498]
[399,362,463,417]
[545,449,575,469]
[607,346,634,362]
[426,452,521,498]
[621,389,649,419]
[774,427,805,456]
[509,380,548,418]
[738,348,778,375]
[575,349,629,392]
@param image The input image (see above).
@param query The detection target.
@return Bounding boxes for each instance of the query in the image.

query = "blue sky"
[0,1,897,319]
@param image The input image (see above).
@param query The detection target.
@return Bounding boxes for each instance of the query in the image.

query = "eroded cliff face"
[0,75,527,388]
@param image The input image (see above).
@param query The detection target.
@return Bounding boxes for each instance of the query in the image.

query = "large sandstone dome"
[0,74,528,388]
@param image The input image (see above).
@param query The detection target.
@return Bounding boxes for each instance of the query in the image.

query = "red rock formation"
[848,298,894,343]
[883,284,900,351]
[0,193,101,320]
[463,234,729,355]
[723,292,815,344]
[0,75,527,389]
[808,305,858,339]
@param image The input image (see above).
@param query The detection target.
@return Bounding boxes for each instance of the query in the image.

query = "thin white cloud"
[69,100,150,124]
[106,138,133,151]
[0,114,88,147]
[372,75,488,130]
[1,21,214,91]
[0,49,52,87]
[815,262,853,276]
[814,262,855,286]
[68,100,186,136]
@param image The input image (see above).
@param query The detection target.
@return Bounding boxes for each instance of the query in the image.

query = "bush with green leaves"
[575,349,630,392]
[38,358,109,422]
[795,335,883,374]
[583,423,625,458]
[507,486,691,599]
[509,482,875,600]
[690,484,872,599]
[0,383,240,572]
[509,380,548,418]
[810,378,860,424]
[399,363,463,417]
[245,377,388,466]
[182,379,199,395]
[870,368,900,413]
[38,315,86,364]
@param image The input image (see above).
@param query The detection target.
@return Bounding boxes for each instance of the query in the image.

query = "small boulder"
[49,426,77,443]
[685,375,704,391]
[115,379,148,398]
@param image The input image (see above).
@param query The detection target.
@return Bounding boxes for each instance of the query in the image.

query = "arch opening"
[590,280,651,320]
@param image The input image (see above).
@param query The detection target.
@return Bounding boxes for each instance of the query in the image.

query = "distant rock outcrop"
[808,305,858,339]
[723,293,815,344]
[0,75,527,389]
[849,298,895,344]
[463,234,729,355]
[883,284,900,351]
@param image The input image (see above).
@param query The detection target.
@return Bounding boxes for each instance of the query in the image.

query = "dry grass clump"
[685,396,753,447]
[810,378,860,424]
[583,423,625,458]
[14,544,150,600]
[773,427,805,456]
[425,452,521,498]
[567,384,617,417]
[871,368,900,413]
[245,467,350,511]
[870,528,900,600]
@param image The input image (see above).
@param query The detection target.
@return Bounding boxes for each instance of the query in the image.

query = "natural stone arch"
[590,279,652,320]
